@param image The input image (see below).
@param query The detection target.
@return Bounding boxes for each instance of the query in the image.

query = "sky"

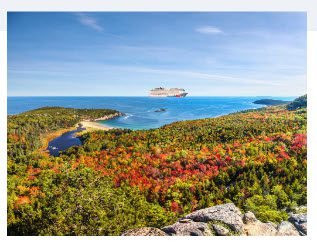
[8,12,307,96]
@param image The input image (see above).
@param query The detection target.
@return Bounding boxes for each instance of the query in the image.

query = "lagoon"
[47,129,82,156]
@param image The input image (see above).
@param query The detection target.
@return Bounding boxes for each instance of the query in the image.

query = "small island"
[253,99,290,106]
[154,108,166,112]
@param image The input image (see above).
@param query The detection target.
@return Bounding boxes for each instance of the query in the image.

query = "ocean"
[8,96,295,130]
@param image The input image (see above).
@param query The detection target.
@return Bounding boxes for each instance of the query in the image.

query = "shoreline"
[78,121,113,131]
[77,112,122,132]
[42,113,120,153]
[37,126,77,156]
[40,116,117,156]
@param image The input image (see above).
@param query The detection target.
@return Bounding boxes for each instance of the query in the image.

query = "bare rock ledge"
[121,203,307,236]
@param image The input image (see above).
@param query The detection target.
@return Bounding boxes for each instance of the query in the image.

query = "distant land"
[253,99,291,106]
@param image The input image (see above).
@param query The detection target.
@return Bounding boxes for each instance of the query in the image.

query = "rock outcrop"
[276,221,300,236]
[121,203,307,236]
[183,203,244,234]
[288,213,307,235]
[162,219,212,236]
[243,211,277,236]
[94,112,123,121]
[121,227,167,236]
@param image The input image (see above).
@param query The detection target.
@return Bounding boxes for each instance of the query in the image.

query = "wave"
[123,113,133,120]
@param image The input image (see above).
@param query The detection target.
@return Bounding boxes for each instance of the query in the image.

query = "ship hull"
[150,93,188,98]
[167,93,188,98]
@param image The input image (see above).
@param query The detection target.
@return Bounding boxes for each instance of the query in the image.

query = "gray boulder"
[288,213,307,235]
[276,221,300,236]
[162,218,213,236]
[121,227,167,236]
[243,211,277,235]
[244,220,277,236]
[243,211,257,224]
[212,224,230,236]
[183,203,244,233]
[121,203,307,236]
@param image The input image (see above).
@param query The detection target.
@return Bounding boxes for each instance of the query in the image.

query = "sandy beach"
[79,121,112,131]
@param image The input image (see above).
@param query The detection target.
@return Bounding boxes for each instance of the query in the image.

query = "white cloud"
[76,13,103,32]
[196,26,223,34]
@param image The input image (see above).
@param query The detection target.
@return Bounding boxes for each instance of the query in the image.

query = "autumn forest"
[7,95,307,235]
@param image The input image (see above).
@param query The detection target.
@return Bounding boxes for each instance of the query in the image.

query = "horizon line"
[7,95,301,98]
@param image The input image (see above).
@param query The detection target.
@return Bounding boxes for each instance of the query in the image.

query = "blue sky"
[8,12,306,96]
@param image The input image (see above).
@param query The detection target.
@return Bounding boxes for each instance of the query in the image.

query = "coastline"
[37,111,120,157]
[78,121,113,131]
[78,112,122,131]
[8,97,276,131]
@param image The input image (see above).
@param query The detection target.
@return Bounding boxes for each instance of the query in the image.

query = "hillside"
[287,94,307,110]
[7,99,307,235]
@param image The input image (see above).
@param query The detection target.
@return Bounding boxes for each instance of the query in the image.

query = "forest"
[7,95,307,235]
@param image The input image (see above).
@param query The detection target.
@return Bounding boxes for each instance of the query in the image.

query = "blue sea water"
[8,96,295,130]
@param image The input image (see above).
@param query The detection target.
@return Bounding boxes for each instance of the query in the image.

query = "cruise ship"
[149,87,188,97]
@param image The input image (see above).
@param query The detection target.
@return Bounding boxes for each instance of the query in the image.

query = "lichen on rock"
[183,203,244,234]
[162,219,213,236]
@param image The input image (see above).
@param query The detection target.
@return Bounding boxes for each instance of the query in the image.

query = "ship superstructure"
[149,87,188,97]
